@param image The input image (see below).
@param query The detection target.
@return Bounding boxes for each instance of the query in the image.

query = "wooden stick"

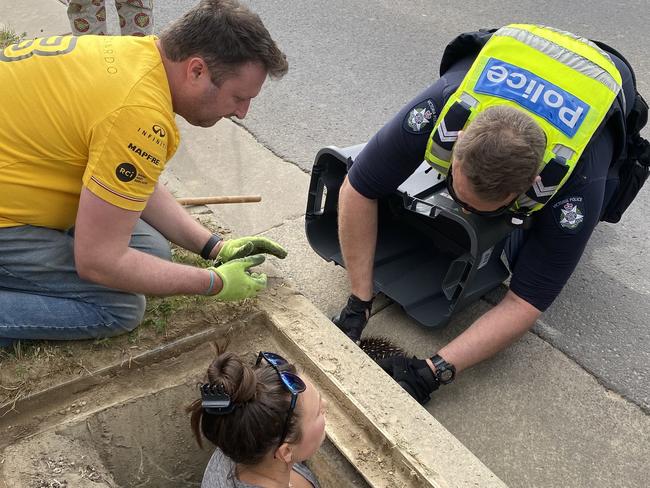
[177,195,262,206]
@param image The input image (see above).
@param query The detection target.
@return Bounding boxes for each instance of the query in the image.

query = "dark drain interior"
[6,383,369,488]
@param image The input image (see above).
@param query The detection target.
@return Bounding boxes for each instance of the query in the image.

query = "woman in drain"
[188,347,327,488]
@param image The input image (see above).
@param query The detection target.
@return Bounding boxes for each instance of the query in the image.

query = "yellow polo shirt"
[0,35,179,230]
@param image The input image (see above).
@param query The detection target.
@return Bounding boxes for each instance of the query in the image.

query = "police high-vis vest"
[425,24,623,214]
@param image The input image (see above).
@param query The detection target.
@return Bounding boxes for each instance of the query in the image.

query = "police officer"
[333,24,638,404]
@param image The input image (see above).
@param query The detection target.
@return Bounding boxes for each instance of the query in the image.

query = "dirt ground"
[0,290,258,412]
[3,434,117,488]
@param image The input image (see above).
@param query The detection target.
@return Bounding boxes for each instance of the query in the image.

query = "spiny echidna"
[359,336,408,361]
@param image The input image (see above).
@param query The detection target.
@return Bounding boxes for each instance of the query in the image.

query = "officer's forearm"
[338,177,377,301]
[434,290,541,373]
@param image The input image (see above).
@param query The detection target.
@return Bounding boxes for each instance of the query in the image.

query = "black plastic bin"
[306,144,515,328]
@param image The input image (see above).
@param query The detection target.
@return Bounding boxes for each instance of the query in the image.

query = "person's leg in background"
[0,220,171,345]
[65,0,109,35]
[116,0,154,36]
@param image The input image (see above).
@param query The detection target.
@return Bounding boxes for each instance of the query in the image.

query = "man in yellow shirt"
[0,0,288,346]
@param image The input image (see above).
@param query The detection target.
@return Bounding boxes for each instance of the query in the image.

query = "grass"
[0,24,26,49]
[0,287,213,410]
[0,237,223,361]
[135,245,215,336]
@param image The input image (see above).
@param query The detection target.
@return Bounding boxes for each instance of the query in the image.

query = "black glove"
[376,355,439,405]
[332,294,373,343]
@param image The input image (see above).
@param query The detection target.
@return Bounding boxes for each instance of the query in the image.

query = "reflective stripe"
[427,160,450,175]
[516,195,538,209]
[495,26,621,93]
[459,92,479,108]
[541,25,611,58]
[552,144,575,162]
[429,142,452,161]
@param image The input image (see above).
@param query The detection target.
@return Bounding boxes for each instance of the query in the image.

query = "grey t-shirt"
[201,448,320,488]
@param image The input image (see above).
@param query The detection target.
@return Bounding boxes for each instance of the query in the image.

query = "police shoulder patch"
[403,99,437,134]
[553,196,585,233]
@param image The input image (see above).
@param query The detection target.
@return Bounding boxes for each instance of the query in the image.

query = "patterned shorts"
[65,0,154,36]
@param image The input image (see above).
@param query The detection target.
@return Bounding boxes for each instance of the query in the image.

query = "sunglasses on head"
[445,166,517,217]
[256,351,306,446]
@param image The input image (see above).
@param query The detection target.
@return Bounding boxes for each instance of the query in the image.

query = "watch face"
[439,368,454,382]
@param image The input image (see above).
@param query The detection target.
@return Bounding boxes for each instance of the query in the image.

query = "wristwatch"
[430,354,456,385]
[200,233,222,260]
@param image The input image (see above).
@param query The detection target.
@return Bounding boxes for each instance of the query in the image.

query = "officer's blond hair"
[453,106,546,202]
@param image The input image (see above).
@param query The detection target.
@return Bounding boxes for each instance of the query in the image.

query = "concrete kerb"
[259,289,507,488]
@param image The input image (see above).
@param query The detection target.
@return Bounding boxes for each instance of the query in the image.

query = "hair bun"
[207,352,258,403]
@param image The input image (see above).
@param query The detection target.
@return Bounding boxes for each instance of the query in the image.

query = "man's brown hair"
[453,105,546,202]
[160,0,288,85]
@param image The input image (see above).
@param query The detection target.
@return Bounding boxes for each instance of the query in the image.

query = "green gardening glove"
[209,254,267,301]
[216,236,288,264]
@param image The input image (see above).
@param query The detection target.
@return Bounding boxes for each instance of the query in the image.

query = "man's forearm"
[338,177,378,301]
[75,187,222,296]
[78,246,221,296]
[141,183,222,258]
[434,290,542,373]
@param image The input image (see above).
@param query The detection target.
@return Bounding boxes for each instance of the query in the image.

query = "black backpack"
[439,29,650,224]
[589,40,650,223]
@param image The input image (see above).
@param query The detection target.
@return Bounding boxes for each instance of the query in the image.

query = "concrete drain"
[1,291,506,488]
[3,382,367,487]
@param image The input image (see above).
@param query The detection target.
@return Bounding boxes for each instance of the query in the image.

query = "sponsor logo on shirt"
[102,38,118,75]
[127,142,161,165]
[116,162,137,182]
[152,124,166,138]
[474,58,590,137]
[136,126,167,149]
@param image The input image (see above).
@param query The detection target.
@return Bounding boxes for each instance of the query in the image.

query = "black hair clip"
[200,383,236,415]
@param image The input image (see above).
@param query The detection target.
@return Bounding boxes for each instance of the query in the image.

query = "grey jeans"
[0,220,171,342]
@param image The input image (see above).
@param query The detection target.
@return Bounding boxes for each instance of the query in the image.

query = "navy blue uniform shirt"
[348,55,633,311]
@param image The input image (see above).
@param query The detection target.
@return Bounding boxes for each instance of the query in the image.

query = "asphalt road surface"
[156,0,650,411]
